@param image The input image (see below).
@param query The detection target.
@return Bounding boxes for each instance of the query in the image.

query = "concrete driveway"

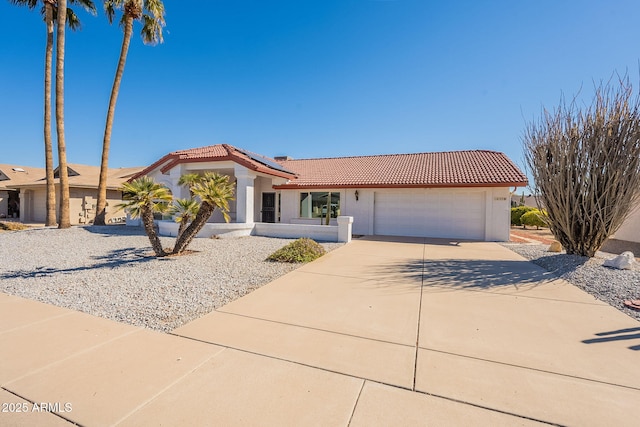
[1,237,639,426]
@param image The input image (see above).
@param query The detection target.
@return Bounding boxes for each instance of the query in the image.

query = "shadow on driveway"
[582,327,640,351]
[374,258,559,291]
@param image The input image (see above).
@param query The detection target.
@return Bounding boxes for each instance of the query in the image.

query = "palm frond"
[65,8,82,30]
[104,0,165,45]
[69,0,97,15]
[178,173,201,188]
[117,176,173,218]
[190,173,235,223]
[171,198,200,223]
[8,0,39,10]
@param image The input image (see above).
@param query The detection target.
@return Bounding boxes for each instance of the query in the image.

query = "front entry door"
[261,192,276,223]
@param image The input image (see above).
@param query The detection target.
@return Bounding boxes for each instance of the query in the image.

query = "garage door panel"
[374,190,485,240]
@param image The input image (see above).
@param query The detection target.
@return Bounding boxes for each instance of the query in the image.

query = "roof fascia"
[160,155,296,180]
[274,181,528,190]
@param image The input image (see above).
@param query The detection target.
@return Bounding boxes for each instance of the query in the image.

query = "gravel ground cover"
[0,226,343,332]
[501,242,640,322]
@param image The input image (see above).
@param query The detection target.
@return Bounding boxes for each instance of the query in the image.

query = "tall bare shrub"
[523,77,640,257]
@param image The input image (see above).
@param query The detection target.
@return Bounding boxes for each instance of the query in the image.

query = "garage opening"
[373,190,486,240]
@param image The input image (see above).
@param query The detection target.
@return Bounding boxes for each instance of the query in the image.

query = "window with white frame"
[299,192,340,219]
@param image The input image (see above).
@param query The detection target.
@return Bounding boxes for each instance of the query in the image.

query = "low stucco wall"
[157,221,254,239]
[150,216,354,242]
[254,222,338,241]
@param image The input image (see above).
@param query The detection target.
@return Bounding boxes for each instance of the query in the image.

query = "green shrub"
[510,206,536,226]
[267,238,326,263]
[521,209,547,229]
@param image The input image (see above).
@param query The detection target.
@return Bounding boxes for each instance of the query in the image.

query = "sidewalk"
[1,237,639,426]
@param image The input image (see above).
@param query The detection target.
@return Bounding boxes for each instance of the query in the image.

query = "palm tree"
[172,173,235,255]
[117,176,172,256]
[10,0,95,226]
[171,198,200,241]
[94,0,165,225]
[55,0,71,228]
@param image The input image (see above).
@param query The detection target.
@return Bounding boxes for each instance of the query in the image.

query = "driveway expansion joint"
[1,386,82,426]
[211,309,415,348]
[2,328,141,387]
[414,389,566,427]
[0,311,75,336]
[411,243,427,391]
[419,347,640,392]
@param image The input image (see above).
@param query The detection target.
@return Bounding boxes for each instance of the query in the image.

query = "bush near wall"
[511,206,536,226]
[267,238,326,263]
[521,209,548,229]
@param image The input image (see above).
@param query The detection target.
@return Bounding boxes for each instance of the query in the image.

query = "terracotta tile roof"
[130,144,296,180]
[275,150,528,188]
[132,144,527,189]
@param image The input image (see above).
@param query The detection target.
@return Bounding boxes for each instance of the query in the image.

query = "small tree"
[521,209,547,230]
[523,76,640,257]
[119,173,235,257]
[511,206,535,226]
[171,198,199,241]
[118,177,172,256]
[172,173,234,255]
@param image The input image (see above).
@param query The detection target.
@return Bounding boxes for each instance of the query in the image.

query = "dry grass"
[0,222,30,231]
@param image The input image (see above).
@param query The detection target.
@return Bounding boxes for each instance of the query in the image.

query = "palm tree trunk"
[176,220,188,242]
[141,205,166,257]
[95,15,134,225]
[55,0,71,229]
[172,203,215,255]
[44,2,56,227]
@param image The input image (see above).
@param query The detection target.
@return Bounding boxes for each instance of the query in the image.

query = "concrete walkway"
[1,237,639,426]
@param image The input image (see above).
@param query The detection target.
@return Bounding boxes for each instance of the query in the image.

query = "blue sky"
[2,0,639,175]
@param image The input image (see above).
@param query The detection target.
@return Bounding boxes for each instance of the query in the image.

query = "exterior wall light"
[355,190,359,201]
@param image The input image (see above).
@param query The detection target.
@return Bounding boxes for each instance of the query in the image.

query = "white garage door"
[373,190,486,240]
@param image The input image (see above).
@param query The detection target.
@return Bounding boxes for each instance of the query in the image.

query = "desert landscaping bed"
[0,226,342,332]
[502,242,640,322]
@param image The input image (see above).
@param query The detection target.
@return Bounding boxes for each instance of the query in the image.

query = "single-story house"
[8,164,144,225]
[0,164,45,219]
[131,144,528,241]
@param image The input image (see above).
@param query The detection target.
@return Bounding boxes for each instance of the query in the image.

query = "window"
[300,192,340,219]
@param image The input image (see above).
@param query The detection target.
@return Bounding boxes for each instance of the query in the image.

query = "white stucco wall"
[484,187,511,241]
[614,202,640,243]
[278,186,512,241]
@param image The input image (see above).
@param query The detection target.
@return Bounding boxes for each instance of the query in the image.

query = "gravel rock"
[0,225,343,332]
[501,243,640,322]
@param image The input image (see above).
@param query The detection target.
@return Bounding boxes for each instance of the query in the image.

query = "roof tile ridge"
[279,149,498,162]
[172,143,226,155]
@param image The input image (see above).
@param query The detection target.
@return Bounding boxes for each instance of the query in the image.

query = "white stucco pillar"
[18,190,26,222]
[169,164,188,200]
[337,216,353,243]
[234,165,256,224]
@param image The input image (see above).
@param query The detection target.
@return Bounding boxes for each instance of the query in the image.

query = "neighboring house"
[9,164,144,225]
[510,194,542,208]
[131,144,528,241]
[0,165,45,219]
